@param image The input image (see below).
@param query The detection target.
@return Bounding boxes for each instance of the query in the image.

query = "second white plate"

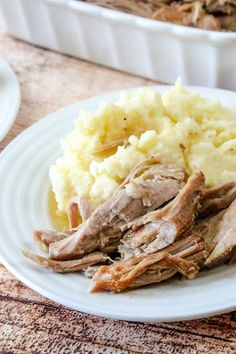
[0,86,236,322]
[0,59,20,141]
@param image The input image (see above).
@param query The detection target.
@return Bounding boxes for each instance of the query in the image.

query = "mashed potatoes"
[50,81,236,214]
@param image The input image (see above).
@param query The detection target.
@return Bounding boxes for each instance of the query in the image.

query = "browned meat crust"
[91,234,207,292]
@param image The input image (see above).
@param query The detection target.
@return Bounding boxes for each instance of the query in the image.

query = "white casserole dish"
[1,0,236,89]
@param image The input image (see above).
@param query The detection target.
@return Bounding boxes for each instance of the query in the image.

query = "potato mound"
[50,81,236,214]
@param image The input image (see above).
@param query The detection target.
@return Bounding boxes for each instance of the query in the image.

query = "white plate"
[0,59,20,141]
[0,86,236,322]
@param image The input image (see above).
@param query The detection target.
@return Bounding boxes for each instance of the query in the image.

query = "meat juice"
[48,189,69,230]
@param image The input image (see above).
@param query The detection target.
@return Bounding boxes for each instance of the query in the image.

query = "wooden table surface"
[0,30,236,354]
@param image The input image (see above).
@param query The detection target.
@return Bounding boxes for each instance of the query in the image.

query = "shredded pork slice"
[67,196,94,228]
[205,198,236,265]
[120,171,204,259]
[34,228,120,254]
[48,160,185,261]
[33,229,77,251]
[34,196,93,250]
[22,250,107,273]
[199,181,236,218]
[195,209,227,251]
[91,234,207,292]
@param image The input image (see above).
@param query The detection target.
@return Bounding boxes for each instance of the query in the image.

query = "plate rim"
[0,59,21,142]
[1,84,236,322]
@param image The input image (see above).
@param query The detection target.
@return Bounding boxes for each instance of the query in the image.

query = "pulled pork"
[91,234,207,292]
[22,157,236,293]
[204,198,236,265]
[48,160,185,261]
[83,0,236,31]
[22,250,107,273]
[119,171,204,259]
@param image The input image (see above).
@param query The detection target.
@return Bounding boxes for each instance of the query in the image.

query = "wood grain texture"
[0,30,236,354]
[0,31,154,152]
